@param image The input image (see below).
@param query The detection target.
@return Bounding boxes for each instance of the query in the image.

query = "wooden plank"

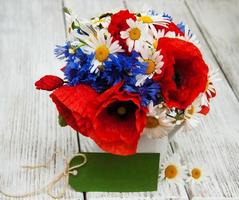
[125,0,239,199]
[186,0,239,99]
[0,0,83,199]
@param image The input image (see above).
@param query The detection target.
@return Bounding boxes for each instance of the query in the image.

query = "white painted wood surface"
[186,0,239,99]
[1,0,239,199]
[0,0,83,199]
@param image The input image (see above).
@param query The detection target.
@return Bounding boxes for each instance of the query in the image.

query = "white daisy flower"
[120,19,148,52]
[143,102,175,139]
[82,30,123,73]
[167,108,184,125]
[91,16,111,29]
[149,23,201,49]
[135,47,164,86]
[160,154,187,185]
[182,25,200,48]
[184,95,204,129]
[186,164,209,184]
[138,13,170,28]
[201,69,219,106]
[148,25,166,49]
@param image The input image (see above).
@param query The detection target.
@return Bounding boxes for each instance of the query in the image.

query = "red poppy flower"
[50,84,98,136]
[155,38,208,109]
[50,82,147,155]
[90,82,147,155]
[35,75,64,91]
[108,10,136,52]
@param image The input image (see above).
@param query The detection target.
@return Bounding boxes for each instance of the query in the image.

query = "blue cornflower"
[162,13,173,22]
[54,42,72,60]
[177,22,186,33]
[92,51,146,93]
[64,52,95,86]
[177,22,195,39]
[123,79,161,107]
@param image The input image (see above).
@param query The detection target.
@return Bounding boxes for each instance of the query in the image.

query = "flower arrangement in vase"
[35,9,216,156]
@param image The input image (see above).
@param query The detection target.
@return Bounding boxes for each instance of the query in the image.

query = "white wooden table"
[1,0,239,199]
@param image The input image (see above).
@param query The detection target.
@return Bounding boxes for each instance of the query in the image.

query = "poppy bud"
[35,75,64,91]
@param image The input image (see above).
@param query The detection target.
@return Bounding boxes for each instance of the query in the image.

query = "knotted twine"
[0,151,87,199]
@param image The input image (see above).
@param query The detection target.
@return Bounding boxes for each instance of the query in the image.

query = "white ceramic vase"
[78,125,182,159]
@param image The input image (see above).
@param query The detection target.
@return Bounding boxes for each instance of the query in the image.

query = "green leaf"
[69,152,160,192]
[58,115,67,127]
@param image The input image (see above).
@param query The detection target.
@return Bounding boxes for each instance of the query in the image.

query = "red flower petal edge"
[35,75,64,91]
[50,84,98,136]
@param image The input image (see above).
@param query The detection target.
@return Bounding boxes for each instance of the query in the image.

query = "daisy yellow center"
[205,80,210,92]
[117,106,127,116]
[138,16,153,23]
[191,168,201,179]
[129,28,141,41]
[165,165,178,179]
[146,116,159,128]
[95,45,109,62]
[145,59,156,74]
[153,40,158,49]
[187,105,195,116]
[68,47,76,54]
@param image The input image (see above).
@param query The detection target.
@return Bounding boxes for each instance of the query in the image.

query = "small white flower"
[186,164,209,184]
[167,108,184,125]
[91,16,111,29]
[184,95,204,129]
[82,30,123,73]
[201,69,219,106]
[138,13,170,28]
[149,23,201,49]
[136,47,164,86]
[148,25,165,49]
[182,25,200,48]
[120,19,148,52]
[160,154,187,185]
[143,102,175,139]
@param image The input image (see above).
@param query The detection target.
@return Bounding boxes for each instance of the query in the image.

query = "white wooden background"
[0,0,239,199]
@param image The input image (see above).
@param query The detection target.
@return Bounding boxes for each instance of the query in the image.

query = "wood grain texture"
[125,0,239,199]
[0,0,83,199]
[186,0,239,100]
[1,0,239,199]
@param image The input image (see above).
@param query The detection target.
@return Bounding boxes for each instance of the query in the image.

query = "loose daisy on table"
[136,47,164,86]
[120,18,148,52]
[143,101,175,139]
[160,153,187,185]
[82,30,123,73]
[186,164,209,184]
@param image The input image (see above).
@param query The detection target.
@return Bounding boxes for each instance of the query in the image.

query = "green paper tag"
[68,152,160,192]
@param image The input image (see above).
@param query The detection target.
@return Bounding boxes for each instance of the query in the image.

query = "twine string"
[0,152,87,199]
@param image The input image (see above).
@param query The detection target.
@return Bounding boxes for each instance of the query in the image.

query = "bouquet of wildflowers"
[35,9,216,155]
